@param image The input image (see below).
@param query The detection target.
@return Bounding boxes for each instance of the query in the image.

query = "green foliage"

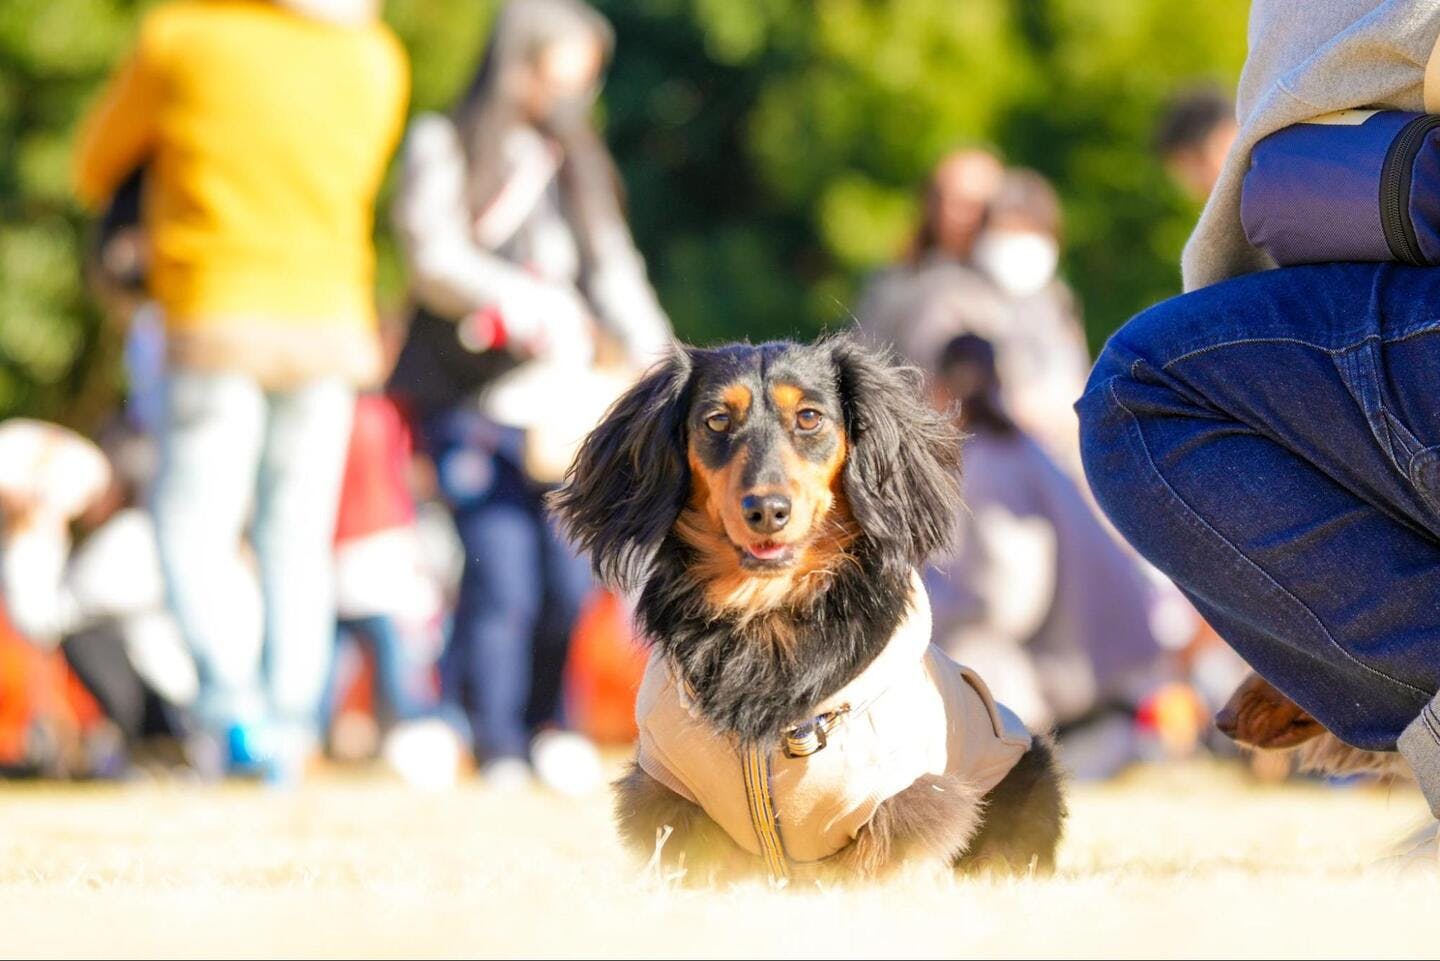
[0,0,1247,424]
[600,0,1249,347]
[0,0,144,422]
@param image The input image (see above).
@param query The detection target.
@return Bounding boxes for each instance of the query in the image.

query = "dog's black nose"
[742,493,791,534]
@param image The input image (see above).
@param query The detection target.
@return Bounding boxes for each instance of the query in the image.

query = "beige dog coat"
[635,574,1032,874]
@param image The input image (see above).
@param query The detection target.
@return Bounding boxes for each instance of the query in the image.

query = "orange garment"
[0,607,102,769]
[566,590,645,744]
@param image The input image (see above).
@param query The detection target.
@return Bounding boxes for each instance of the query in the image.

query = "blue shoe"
[226,721,277,778]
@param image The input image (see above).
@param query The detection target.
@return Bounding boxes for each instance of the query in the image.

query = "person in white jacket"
[387,0,671,793]
[0,421,208,770]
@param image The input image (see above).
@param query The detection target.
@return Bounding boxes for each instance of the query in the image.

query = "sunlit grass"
[0,760,1434,958]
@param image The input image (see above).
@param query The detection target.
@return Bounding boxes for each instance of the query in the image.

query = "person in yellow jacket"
[73,0,409,777]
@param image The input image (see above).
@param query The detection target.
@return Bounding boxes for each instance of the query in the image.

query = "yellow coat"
[74,1,409,386]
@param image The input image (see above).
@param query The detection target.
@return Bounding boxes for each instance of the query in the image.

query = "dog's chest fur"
[635,535,912,742]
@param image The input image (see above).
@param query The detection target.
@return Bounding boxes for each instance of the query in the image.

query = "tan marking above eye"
[771,384,803,412]
[721,384,752,418]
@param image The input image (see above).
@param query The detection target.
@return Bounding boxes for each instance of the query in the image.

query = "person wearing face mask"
[389,0,671,794]
[866,164,1090,477]
[855,148,1011,365]
[963,169,1090,477]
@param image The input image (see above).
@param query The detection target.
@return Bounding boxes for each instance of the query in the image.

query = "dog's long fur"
[552,335,1066,881]
[1216,671,1413,781]
[615,741,1066,884]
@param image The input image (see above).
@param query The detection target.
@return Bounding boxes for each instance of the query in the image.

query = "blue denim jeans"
[1078,262,1440,813]
[322,614,432,730]
[153,370,354,740]
[422,408,592,762]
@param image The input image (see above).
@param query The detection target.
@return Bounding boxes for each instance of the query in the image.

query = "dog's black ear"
[549,348,693,591]
[830,334,961,572]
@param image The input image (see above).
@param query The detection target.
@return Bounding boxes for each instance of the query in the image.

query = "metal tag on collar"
[783,720,827,758]
[782,706,848,758]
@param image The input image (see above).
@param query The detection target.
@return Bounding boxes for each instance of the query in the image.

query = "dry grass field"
[1,759,1437,959]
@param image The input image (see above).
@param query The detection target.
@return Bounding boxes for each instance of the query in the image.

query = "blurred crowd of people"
[853,130,1251,779]
[0,0,1278,791]
[1,0,658,792]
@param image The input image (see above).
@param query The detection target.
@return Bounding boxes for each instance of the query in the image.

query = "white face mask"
[973,231,1059,298]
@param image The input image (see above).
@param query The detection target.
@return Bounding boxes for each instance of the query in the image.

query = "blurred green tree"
[0,0,1246,425]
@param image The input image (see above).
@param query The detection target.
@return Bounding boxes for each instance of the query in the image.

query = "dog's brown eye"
[706,412,731,433]
[796,408,823,431]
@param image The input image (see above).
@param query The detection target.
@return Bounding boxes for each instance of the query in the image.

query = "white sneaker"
[530,730,603,797]
[265,724,320,788]
[481,756,534,793]
[382,719,463,791]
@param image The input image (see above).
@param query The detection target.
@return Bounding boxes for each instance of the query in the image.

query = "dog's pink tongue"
[747,541,788,560]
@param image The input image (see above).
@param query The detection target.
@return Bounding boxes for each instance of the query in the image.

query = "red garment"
[334,394,416,545]
[0,604,102,768]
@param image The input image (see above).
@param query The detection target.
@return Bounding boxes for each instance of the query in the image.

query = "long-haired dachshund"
[1217,672,1412,781]
[551,335,1065,883]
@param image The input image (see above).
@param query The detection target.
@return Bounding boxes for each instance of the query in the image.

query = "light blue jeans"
[152,369,354,739]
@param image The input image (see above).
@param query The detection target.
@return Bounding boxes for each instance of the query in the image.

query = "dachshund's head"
[550,335,961,618]
[1215,671,1412,781]
[1215,672,1324,750]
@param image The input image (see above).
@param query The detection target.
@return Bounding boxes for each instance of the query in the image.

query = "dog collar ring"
[782,706,850,758]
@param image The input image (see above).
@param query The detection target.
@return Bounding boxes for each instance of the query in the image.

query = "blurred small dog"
[551,335,1065,882]
[1216,672,1411,780]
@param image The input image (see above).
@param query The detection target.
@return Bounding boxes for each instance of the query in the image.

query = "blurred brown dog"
[1216,673,1411,780]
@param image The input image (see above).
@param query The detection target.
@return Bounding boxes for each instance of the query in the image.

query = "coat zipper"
[1380,114,1440,266]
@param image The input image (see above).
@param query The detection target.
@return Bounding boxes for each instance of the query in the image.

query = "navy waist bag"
[1241,110,1440,266]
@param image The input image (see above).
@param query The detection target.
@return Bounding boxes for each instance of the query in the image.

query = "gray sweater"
[1183,0,1440,291]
